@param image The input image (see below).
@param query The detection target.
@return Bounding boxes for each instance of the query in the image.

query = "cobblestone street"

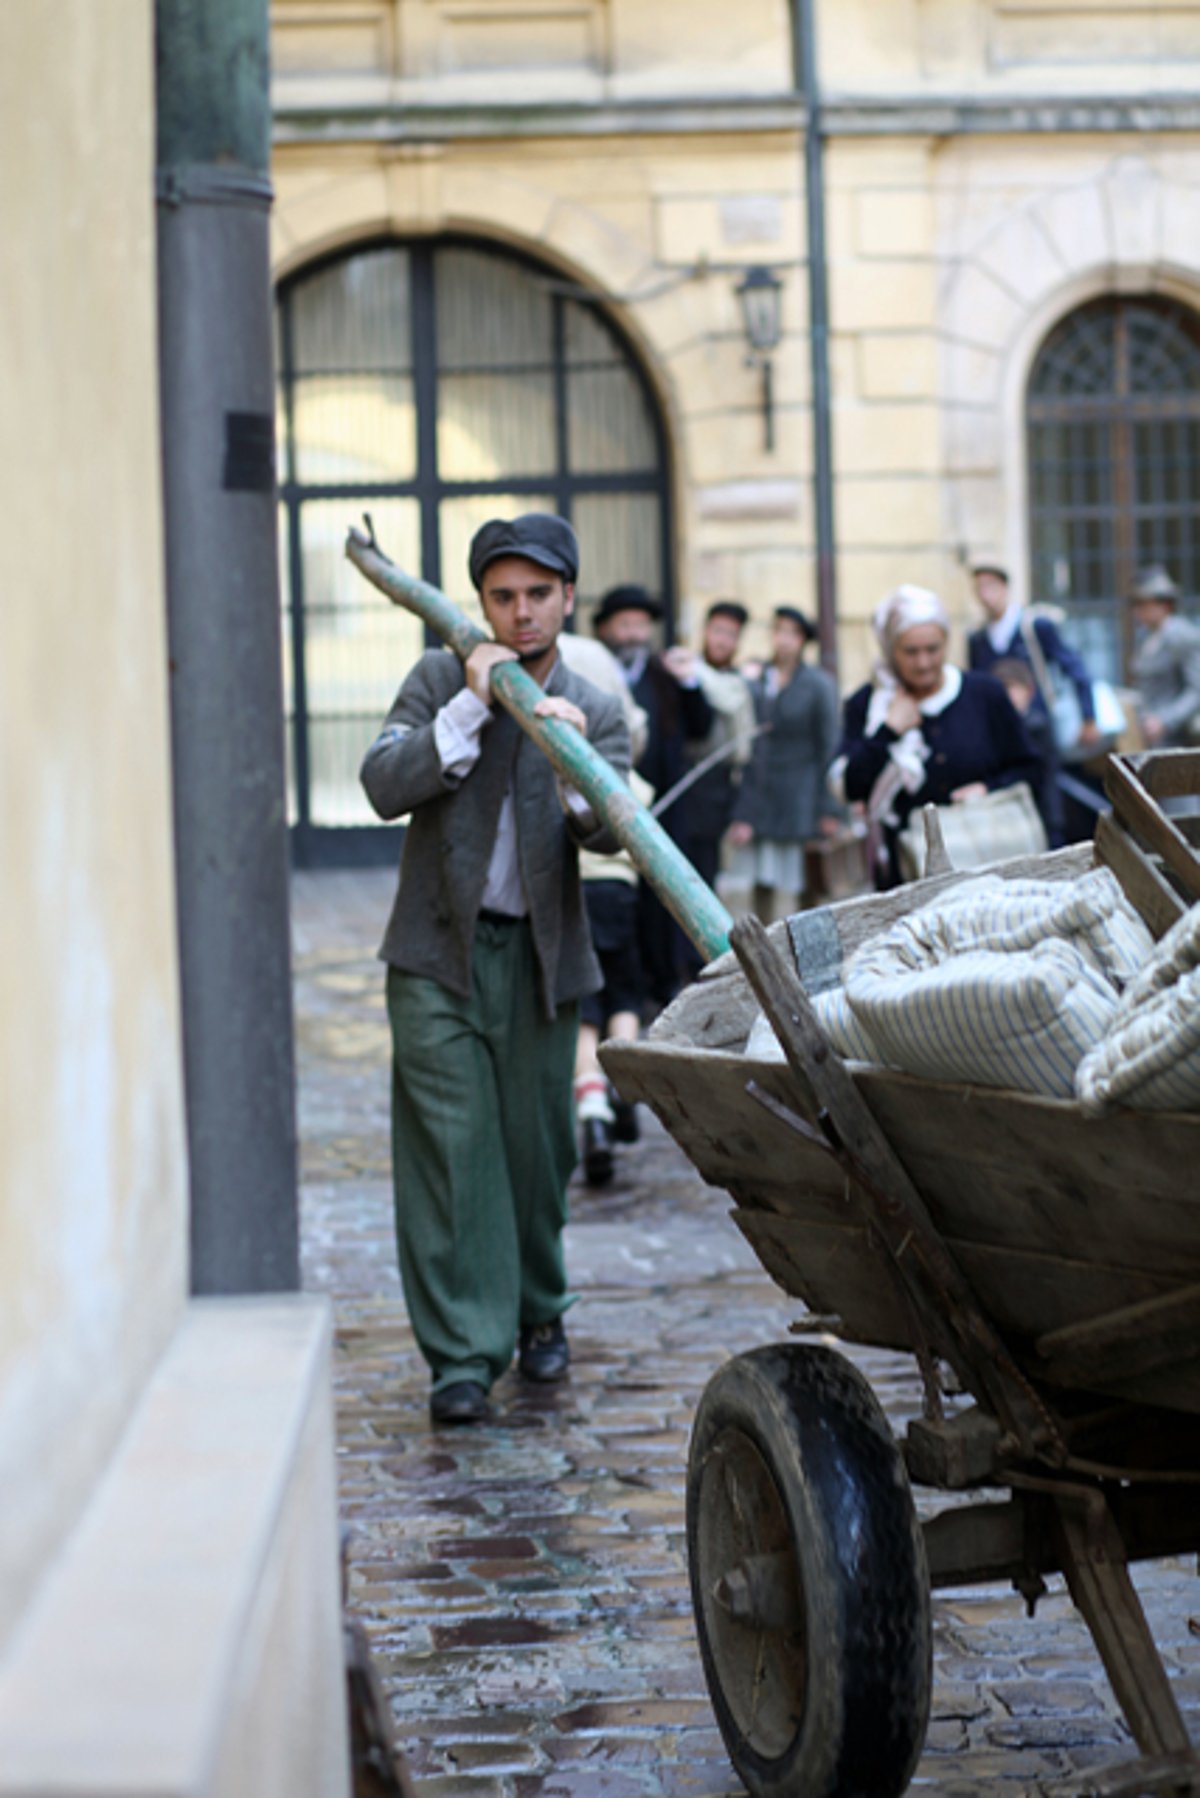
[295,869,1200,1797]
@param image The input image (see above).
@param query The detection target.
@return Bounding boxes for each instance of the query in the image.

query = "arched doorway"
[1027,293,1200,683]
[275,236,673,862]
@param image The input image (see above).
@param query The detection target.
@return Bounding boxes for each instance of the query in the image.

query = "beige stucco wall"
[0,1301,349,1798]
[0,0,188,1648]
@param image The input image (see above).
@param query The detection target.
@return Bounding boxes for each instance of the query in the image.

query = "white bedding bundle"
[745,869,1200,1113]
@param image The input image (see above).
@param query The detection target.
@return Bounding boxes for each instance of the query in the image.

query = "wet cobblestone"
[294,871,1200,1796]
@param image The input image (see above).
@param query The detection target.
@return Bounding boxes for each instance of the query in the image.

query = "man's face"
[973,572,1009,621]
[479,555,574,669]
[597,608,654,652]
[704,614,743,669]
[1132,596,1172,634]
[771,617,807,668]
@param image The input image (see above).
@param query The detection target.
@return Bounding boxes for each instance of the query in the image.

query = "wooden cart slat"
[604,1032,1200,1420]
[608,1042,1200,1279]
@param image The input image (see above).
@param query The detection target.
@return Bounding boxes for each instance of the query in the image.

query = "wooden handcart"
[346,536,1200,1798]
[604,762,1200,1798]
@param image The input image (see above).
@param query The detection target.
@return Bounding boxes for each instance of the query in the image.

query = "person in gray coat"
[361,514,630,1426]
[727,606,841,921]
[1129,564,1200,748]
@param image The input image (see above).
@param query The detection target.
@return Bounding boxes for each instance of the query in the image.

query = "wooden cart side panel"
[860,1075,1200,1280]
[732,1209,1200,1414]
[605,1045,864,1228]
[607,1037,1200,1412]
[903,1160,1200,1281]
[952,1239,1183,1353]
[858,1068,1200,1206]
[728,1209,914,1349]
[608,1043,1200,1281]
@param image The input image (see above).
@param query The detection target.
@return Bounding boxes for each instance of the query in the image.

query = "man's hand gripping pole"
[345,522,733,965]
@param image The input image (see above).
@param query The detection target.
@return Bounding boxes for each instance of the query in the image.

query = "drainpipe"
[791,0,839,680]
[156,0,300,1293]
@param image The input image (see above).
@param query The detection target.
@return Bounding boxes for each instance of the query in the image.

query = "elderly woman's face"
[891,622,947,697]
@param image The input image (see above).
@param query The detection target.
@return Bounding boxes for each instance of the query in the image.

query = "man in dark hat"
[1129,564,1200,747]
[361,514,631,1426]
[593,583,712,1006]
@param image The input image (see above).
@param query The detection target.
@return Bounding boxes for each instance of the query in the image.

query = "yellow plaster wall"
[270,0,792,103]
[822,135,961,690]
[269,2,1200,697]
[0,1,188,1647]
[825,124,1200,691]
[610,0,791,96]
[820,0,1200,96]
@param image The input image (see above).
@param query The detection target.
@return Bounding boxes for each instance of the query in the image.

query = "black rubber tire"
[686,1343,931,1798]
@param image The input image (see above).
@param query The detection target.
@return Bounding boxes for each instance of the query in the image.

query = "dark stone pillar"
[156,0,299,1293]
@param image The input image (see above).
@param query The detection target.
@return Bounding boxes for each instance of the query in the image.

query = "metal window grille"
[275,236,673,862]
[1027,295,1200,684]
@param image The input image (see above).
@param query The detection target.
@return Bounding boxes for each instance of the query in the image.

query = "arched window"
[1027,294,1200,683]
[276,237,673,861]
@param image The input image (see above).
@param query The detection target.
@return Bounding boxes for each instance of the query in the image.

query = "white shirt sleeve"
[433,685,493,779]
[556,776,598,835]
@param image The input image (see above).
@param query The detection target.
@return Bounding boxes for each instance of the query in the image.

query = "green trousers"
[386,916,579,1394]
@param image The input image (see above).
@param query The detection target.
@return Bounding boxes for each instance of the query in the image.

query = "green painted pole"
[346,527,733,965]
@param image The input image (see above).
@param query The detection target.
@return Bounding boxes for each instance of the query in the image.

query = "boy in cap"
[361,514,631,1425]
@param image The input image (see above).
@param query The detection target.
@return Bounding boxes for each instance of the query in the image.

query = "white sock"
[575,1077,614,1124]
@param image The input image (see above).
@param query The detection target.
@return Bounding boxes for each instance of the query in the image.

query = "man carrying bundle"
[361,515,631,1426]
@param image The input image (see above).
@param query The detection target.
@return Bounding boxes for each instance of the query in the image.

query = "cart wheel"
[687,1343,931,1798]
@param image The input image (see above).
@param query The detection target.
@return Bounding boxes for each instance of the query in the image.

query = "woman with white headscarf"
[830,584,1041,887]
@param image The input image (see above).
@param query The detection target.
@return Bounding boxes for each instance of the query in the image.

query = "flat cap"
[468,513,579,589]
[773,604,816,641]
[594,583,663,628]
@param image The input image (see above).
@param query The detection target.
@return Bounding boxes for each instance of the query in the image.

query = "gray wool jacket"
[733,662,839,843]
[361,648,631,1018]
[1132,614,1200,745]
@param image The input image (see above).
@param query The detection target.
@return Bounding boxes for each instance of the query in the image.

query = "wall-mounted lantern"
[736,265,784,452]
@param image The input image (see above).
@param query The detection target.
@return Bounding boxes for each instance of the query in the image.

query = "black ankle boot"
[609,1085,639,1144]
[582,1115,614,1185]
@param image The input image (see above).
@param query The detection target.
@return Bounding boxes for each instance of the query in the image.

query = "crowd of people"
[360,511,1200,1425]
[567,553,1200,1178]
